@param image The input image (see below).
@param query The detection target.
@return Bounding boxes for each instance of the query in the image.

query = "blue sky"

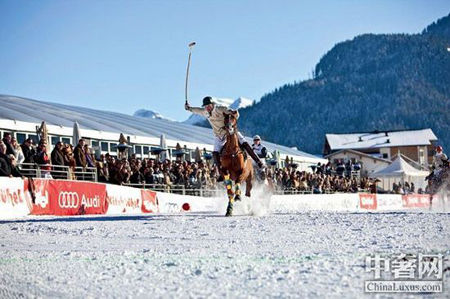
[1,0,449,121]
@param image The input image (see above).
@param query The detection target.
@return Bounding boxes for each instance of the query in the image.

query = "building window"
[51,136,60,145]
[101,142,109,152]
[16,133,26,144]
[62,137,71,145]
[382,153,388,159]
[28,134,39,145]
[135,145,142,155]
[110,143,117,152]
[143,146,150,155]
[419,148,425,165]
[91,140,99,149]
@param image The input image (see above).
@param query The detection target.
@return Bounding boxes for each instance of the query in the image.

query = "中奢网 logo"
[58,191,79,208]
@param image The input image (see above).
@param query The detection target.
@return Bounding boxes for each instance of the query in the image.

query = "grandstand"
[0,94,326,170]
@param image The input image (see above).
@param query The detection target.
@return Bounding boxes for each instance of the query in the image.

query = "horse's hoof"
[225,204,233,216]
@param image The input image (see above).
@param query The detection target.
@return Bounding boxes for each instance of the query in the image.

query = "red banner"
[141,189,158,213]
[402,194,430,208]
[24,178,52,215]
[359,194,377,210]
[48,181,107,215]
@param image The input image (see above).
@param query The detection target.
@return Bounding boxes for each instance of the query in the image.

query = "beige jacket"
[188,105,239,138]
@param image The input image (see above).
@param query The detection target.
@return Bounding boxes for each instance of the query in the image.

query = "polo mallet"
[185,41,196,105]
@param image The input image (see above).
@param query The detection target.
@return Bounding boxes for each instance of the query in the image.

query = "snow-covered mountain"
[133,109,173,121]
[183,97,254,126]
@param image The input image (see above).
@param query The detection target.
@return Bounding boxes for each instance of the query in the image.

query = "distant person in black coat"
[51,142,65,166]
[2,132,15,156]
[20,138,36,163]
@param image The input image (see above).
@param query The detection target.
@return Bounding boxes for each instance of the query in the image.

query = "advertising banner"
[0,177,31,219]
[359,194,377,210]
[47,180,107,216]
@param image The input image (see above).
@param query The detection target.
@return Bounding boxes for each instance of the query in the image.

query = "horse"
[427,162,450,209]
[220,113,254,216]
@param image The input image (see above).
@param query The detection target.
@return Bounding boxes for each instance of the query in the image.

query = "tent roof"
[0,94,326,163]
[370,155,429,178]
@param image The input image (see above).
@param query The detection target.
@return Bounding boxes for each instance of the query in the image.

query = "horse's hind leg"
[234,183,241,201]
[245,176,252,197]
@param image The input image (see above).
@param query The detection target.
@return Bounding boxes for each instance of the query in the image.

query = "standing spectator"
[35,143,52,178]
[84,144,95,168]
[345,160,353,177]
[51,142,65,166]
[74,139,87,167]
[0,141,12,176]
[2,132,15,155]
[21,138,36,163]
[11,137,25,164]
[51,142,65,178]
[336,160,345,177]
[410,182,415,193]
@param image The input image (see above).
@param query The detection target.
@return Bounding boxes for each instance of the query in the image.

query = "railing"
[123,183,226,197]
[16,163,372,197]
[18,163,97,182]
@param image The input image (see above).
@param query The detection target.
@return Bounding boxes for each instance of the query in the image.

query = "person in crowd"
[51,142,65,166]
[345,160,353,177]
[35,143,52,178]
[84,144,96,168]
[0,141,12,177]
[74,139,87,168]
[8,154,23,177]
[185,96,264,181]
[335,160,345,177]
[2,132,15,156]
[11,137,25,164]
[20,138,36,163]
[50,142,66,178]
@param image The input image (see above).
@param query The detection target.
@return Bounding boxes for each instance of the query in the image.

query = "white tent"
[370,155,429,192]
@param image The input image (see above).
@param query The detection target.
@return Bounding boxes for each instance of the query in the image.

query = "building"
[324,149,391,177]
[1,94,326,170]
[323,129,438,167]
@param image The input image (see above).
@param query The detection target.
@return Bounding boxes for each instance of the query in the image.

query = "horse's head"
[224,112,238,135]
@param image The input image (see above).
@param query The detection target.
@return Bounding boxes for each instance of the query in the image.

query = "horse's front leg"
[224,174,234,216]
[234,182,241,202]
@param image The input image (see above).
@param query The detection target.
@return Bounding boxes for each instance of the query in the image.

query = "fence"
[18,163,97,182]
[15,163,369,197]
[123,183,226,197]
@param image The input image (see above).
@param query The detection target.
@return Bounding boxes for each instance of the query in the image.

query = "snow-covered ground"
[0,211,449,298]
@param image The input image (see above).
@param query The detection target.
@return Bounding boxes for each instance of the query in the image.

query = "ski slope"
[0,211,449,298]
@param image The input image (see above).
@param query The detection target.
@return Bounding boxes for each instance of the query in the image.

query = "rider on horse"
[432,146,448,176]
[185,96,264,179]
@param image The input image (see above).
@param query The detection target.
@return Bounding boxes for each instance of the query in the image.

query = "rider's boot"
[213,151,225,182]
[242,142,264,169]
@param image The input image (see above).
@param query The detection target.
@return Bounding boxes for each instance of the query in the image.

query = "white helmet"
[253,135,261,141]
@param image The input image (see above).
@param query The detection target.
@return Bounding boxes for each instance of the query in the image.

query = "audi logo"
[58,192,80,209]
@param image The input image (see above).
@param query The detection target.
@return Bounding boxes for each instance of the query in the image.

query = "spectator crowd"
[0,133,418,195]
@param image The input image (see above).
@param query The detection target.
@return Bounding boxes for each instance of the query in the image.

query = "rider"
[251,135,267,166]
[432,145,448,176]
[185,96,264,178]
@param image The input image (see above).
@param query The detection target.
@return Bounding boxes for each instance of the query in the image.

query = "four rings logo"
[58,192,79,208]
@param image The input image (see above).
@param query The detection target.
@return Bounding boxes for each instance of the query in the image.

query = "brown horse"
[427,163,450,208]
[220,113,254,216]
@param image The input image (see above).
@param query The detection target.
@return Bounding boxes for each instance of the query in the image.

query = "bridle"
[223,113,242,158]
